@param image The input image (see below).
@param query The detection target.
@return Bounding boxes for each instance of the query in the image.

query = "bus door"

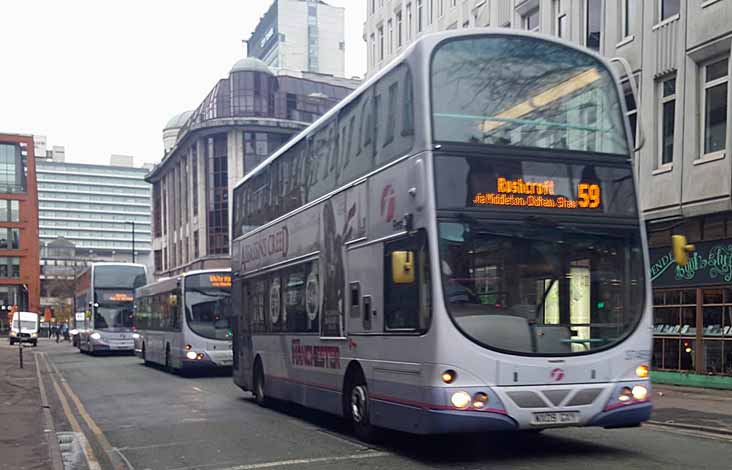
[346,244,383,335]
[233,276,254,389]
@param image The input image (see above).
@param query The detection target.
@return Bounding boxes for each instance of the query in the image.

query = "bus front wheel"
[253,360,268,407]
[345,373,378,443]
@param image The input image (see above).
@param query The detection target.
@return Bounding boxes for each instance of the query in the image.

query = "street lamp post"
[125,221,136,263]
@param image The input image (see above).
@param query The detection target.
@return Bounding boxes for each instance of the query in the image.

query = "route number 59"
[578,183,601,208]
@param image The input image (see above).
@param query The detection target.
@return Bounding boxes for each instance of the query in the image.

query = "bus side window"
[384,231,430,332]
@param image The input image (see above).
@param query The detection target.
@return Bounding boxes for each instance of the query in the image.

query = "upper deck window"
[431,35,629,155]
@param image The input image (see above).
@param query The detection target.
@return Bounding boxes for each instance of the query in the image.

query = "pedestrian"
[55,325,61,343]
[63,324,70,342]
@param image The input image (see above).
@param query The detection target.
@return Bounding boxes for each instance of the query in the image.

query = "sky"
[0,0,366,167]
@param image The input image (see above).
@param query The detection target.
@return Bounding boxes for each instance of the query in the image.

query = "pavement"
[4,338,732,470]
[0,339,62,470]
[650,384,732,435]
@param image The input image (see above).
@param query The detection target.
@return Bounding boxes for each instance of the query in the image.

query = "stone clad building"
[364,0,732,378]
[147,57,358,279]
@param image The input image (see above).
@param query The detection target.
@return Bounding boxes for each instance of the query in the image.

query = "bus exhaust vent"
[506,391,548,408]
[566,388,603,406]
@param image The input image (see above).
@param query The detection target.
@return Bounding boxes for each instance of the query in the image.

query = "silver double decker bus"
[230,30,652,440]
[133,270,233,373]
[74,263,148,354]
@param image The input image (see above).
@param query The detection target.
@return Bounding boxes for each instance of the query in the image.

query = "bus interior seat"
[455,315,532,353]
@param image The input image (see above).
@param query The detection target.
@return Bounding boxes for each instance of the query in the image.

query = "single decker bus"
[133,269,233,373]
[75,262,147,354]
[230,29,652,440]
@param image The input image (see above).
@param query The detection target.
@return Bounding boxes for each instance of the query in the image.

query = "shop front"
[650,240,732,377]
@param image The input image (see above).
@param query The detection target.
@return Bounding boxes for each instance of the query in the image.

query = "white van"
[9,311,39,346]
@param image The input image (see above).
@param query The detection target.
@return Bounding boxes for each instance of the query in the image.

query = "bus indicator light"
[635,364,649,378]
[441,370,456,384]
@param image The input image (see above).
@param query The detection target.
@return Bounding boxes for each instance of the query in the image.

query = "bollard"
[18,340,23,369]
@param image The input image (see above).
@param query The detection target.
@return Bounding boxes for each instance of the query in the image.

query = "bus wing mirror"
[672,235,695,267]
[391,251,415,284]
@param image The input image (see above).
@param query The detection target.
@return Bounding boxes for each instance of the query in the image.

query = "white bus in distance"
[230,30,653,440]
[134,269,233,373]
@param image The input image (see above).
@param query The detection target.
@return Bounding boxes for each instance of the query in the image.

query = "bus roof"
[231,28,616,194]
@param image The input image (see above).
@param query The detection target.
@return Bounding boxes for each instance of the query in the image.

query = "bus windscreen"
[185,273,232,340]
[431,35,630,155]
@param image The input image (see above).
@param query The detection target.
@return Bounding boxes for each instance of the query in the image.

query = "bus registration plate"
[531,411,579,426]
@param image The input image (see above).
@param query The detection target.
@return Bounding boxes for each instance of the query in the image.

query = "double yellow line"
[37,352,127,470]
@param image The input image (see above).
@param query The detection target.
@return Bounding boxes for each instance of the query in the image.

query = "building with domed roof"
[146,55,358,278]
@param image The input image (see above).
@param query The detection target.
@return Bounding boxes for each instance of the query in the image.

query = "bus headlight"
[450,391,471,409]
[636,364,649,378]
[196,353,205,360]
[186,351,197,360]
[632,385,648,401]
[31,333,38,338]
[90,333,101,340]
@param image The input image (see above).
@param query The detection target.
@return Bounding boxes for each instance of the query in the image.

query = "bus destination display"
[472,177,601,210]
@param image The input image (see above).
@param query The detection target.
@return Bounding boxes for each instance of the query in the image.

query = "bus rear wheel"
[253,360,268,407]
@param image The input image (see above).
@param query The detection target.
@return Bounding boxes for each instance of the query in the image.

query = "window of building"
[154,250,162,272]
[702,58,728,157]
[193,230,200,259]
[439,0,444,17]
[370,33,376,68]
[585,0,602,51]
[396,10,403,48]
[371,0,376,14]
[0,144,26,194]
[553,0,567,38]
[191,147,198,217]
[207,135,229,255]
[623,75,640,148]
[621,0,635,39]
[0,228,20,250]
[406,3,413,39]
[378,25,385,61]
[429,0,434,24]
[0,257,20,278]
[0,200,19,222]
[523,8,540,32]
[659,0,679,22]
[387,19,393,55]
[417,0,424,32]
[660,77,676,166]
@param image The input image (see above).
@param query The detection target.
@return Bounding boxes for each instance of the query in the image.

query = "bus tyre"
[142,344,150,366]
[253,360,268,407]
[348,381,378,443]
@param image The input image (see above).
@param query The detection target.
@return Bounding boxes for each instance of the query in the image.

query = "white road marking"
[200,452,390,470]
[117,440,205,452]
